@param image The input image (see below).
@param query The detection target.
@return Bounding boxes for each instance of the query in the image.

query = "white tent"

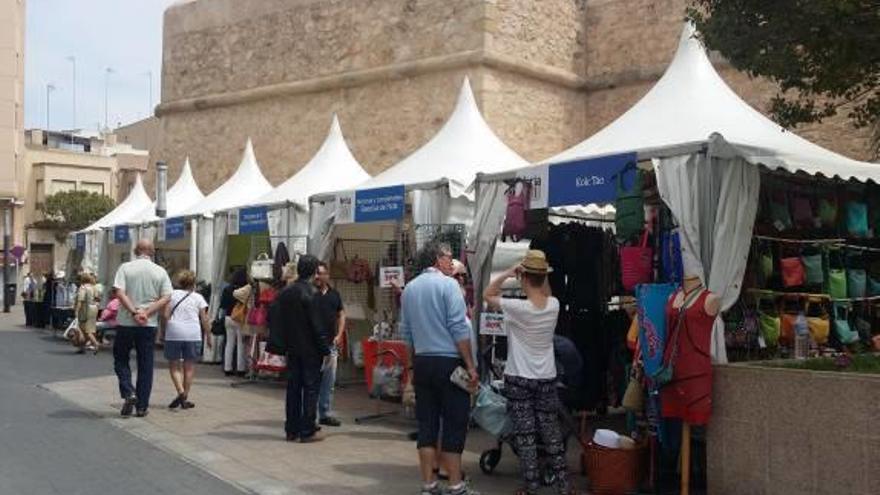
[256,115,370,208]
[354,77,529,198]
[82,174,152,232]
[547,24,879,182]
[131,158,205,223]
[181,138,273,218]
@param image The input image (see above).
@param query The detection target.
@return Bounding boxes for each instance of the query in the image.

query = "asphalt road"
[0,323,244,495]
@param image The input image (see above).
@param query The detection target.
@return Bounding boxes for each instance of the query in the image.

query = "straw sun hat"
[520,250,553,275]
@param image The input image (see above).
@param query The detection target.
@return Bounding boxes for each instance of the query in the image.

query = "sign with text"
[334,192,355,224]
[113,225,130,245]
[165,217,185,240]
[75,233,86,251]
[239,206,269,234]
[227,210,240,236]
[516,165,549,209]
[547,152,637,208]
[479,312,506,336]
[378,266,405,288]
[354,185,405,223]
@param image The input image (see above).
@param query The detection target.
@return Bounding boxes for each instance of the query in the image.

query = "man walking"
[314,261,346,427]
[112,239,173,417]
[274,254,329,443]
[400,242,479,495]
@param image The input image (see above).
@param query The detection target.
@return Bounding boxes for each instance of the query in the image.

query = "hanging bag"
[869,276,880,297]
[614,163,644,242]
[620,230,653,292]
[502,180,530,242]
[801,251,825,287]
[846,201,869,238]
[804,298,830,345]
[660,229,683,284]
[757,295,781,348]
[818,197,838,229]
[780,256,806,288]
[790,194,814,229]
[758,241,775,285]
[330,240,349,279]
[250,253,273,281]
[767,191,792,232]
[827,248,847,299]
[847,269,867,299]
[833,303,859,345]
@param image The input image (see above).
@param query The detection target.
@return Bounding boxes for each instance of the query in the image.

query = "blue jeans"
[113,326,157,411]
[318,346,339,420]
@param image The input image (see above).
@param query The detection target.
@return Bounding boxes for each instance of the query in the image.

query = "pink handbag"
[502,181,530,242]
[620,230,653,292]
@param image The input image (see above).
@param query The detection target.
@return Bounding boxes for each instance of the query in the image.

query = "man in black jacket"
[273,254,330,443]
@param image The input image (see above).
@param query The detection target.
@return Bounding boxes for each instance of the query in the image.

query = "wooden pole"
[681,423,691,495]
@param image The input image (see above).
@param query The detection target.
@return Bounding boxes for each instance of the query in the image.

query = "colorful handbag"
[790,195,814,228]
[758,309,781,348]
[833,303,859,345]
[847,269,867,299]
[828,269,847,299]
[620,230,653,292]
[801,253,824,286]
[846,201,869,238]
[255,341,287,373]
[805,298,830,345]
[780,257,806,288]
[780,311,798,346]
[818,197,838,229]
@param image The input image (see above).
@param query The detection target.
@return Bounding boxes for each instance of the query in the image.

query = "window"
[80,182,104,195]
[50,180,76,194]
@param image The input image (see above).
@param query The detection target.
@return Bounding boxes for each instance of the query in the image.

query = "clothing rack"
[548,212,616,224]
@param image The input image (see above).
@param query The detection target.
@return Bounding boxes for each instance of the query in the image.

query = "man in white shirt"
[112,239,173,418]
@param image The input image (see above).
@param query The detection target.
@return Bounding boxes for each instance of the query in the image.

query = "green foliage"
[36,190,115,235]
[688,0,880,156]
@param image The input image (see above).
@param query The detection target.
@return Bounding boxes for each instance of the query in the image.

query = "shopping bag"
[620,230,653,292]
[255,342,287,372]
[780,257,805,288]
[250,253,273,280]
[472,385,510,437]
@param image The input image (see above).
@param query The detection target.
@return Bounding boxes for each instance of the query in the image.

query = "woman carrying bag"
[164,270,211,409]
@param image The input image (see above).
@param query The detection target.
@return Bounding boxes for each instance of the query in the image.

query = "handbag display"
[780,257,806,288]
[758,305,781,348]
[828,269,848,299]
[330,240,349,280]
[790,195,814,228]
[846,201,869,238]
[818,197,838,229]
[620,230,653,292]
[847,269,867,299]
[615,163,645,242]
[250,253,273,280]
[768,197,792,232]
[833,303,859,345]
[780,312,798,346]
[805,298,830,345]
[801,253,825,286]
[869,276,880,297]
[502,180,530,242]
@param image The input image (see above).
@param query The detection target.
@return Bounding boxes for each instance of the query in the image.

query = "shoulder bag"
[620,230,653,293]
[805,297,830,345]
[250,253,273,281]
[846,201,869,238]
[169,291,192,319]
[651,287,703,387]
[833,302,859,345]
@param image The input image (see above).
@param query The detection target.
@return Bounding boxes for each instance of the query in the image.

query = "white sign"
[379,266,405,288]
[157,220,166,242]
[227,211,240,235]
[516,165,549,209]
[335,191,355,224]
[479,312,506,336]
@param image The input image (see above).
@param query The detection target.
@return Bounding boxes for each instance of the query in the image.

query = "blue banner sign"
[239,206,269,234]
[75,233,86,251]
[165,217,185,240]
[113,225,130,244]
[354,185,405,223]
[547,152,638,208]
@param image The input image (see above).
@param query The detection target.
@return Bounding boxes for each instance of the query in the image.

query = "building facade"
[149,0,875,194]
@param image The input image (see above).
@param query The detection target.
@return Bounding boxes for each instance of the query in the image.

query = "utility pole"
[66,56,76,129]
[46,83,55,130]
[104,67,114,130]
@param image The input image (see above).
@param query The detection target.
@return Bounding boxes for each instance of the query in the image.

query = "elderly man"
[400,242,479,495]
[112,239,173,418]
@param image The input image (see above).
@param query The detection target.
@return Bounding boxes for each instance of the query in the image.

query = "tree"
[687,0,880,157]
[36,190,116,238]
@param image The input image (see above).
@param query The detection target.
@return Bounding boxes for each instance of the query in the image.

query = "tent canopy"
[350,77,528,197]
[82,174,152,231]
[130,158,206,224]
[255,115,370,209]
[546,24,879,183]
[181,138,273,218]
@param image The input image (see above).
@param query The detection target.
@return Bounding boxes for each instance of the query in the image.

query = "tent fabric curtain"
[204,214,229,364]
[412,187,449,226]
[467,180,508,333]
[655,138,760,364]
[308,200,337,261]
[198,217,214,284]
[268,207,286,254]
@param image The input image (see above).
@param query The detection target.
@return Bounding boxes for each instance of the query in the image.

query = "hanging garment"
[637,283,678,389]
[273,242,290,284]
[660,290,715,426]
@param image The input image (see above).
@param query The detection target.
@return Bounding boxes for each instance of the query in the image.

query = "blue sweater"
[400,269,471,358]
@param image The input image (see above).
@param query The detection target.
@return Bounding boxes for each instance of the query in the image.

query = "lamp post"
[65,56,76,129]
[46,83,56,130]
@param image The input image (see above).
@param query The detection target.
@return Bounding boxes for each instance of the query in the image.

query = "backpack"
[502,180,530,242]
[614,163,644,242]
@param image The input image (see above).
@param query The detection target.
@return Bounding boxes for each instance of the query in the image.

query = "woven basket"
[583,441,646,495]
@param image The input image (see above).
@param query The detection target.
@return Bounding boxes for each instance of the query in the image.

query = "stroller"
[473,335,585,485]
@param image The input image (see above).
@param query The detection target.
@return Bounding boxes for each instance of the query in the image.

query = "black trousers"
[285,353,323,438]
[23,301,34,326]
[413,355,470,454]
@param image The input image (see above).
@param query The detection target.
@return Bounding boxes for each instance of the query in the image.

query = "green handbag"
[760,250,774,282]
[818,197,838,229]
[828,269,848,299]
[847,269,867,299]
[801,253,824,286]
[833,303,859,345]
[758,310,781,347]
[869,276,880,297]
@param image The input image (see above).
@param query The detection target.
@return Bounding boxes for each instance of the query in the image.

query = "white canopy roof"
[181,138,273,217]
[547,24,879,183]
[83,174,152,231]
[353,77,529,197]
[256,115,370,208]
[130,158,206,223]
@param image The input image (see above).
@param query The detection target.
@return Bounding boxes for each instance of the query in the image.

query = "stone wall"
[151,0,876,195]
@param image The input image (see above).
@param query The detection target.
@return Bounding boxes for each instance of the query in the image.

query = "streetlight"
[104,67,114,130]
[46,83,56,130]
[65,56,76,129]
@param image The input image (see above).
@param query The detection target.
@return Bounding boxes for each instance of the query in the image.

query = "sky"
[24,0,180,132]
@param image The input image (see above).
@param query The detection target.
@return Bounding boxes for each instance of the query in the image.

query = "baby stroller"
[473,335,584,485]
